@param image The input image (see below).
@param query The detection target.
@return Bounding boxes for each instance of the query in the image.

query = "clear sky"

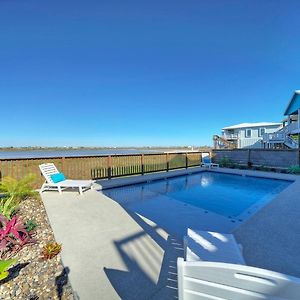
[1,0,300,147]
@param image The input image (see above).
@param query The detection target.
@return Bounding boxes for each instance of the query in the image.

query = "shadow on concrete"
[55,266,70,300]
[104,210,183,300]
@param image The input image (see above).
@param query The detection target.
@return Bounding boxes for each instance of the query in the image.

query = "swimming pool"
[103,171,291,236]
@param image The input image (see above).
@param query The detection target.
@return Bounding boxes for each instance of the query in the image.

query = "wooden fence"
[212,149,300,169]
[0,152,205,188]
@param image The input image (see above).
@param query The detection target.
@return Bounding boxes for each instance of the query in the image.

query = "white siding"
[224,125,282,149]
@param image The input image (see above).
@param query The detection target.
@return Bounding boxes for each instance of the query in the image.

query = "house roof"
[284,90,300,116]
[222,122,282,130]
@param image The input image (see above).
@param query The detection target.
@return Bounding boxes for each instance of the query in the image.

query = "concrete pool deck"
[41,167,300,299]
[42,188,183,299]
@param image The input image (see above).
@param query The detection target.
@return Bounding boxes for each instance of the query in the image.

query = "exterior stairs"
[213,135,237,149]
[263,123,299,149]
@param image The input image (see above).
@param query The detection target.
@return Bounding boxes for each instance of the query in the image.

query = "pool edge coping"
[95,167,299,190]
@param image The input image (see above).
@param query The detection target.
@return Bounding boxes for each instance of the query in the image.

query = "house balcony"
[222,133,238,140]
[263,132,285,143]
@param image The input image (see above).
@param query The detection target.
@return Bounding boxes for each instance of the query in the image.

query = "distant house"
[262,90,300,149]
[214,122,282,149]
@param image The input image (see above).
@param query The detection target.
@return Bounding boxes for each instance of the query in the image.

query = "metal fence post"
[166,153,169,172]
[108,155,112,179]
[141,154,144,175]
[185,153,188,169]
[61,157,65,173]
[247,149,251,167]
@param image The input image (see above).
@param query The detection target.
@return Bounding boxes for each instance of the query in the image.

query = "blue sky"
[1,0,300,147]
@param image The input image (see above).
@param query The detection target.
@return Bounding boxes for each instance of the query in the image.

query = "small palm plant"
[0,174,38,219]
[287,165,300,175]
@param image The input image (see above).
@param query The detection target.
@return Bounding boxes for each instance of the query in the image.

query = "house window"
[245,129,251,138]
[258,128,265,137]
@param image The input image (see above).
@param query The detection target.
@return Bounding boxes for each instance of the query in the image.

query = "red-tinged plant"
[41,242,62,260]
[0,214,34,258]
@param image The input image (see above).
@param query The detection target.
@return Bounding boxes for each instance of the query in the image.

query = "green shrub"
[239,165,247,170]
[0,174,37,219]
[229,163,239,169]
[25,219,38,232]
[219,157,234,168]
[287,165,300,174]
[256,165,271,172]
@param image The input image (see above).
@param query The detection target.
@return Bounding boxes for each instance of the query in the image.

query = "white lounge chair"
[201,153,219,168]
[177,229,300,300]
[39,163,93,195]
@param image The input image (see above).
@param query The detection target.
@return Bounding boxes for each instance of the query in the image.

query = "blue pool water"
[104,172,291,222]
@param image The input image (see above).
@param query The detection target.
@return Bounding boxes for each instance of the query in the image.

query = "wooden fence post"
[108,155,112,179]
[141,154,144,175]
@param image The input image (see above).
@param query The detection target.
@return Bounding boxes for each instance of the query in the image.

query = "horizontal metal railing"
[263,132,285,142]
[222,133,238,139]
[263,132,298,149]
[0,152,206,188]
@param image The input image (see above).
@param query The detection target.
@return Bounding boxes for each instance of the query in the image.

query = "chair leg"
[79,186,83,195]
[40,183,45,195]
[58,186,62,194]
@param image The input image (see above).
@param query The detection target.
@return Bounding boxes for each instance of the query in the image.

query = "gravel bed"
[0,197,75,300]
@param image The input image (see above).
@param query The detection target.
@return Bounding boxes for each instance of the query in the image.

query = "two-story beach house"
[262,90,300,149]
[215,90,300,149]
[214,122,282,149]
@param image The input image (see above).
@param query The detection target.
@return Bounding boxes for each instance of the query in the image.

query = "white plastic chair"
[201,153,219,168]
[177,229,300,300]
[39,163,93,195]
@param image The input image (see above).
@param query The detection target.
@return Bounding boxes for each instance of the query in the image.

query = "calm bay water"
[0,149,162,159]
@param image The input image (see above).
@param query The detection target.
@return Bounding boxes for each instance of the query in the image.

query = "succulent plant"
[41,242,62,260]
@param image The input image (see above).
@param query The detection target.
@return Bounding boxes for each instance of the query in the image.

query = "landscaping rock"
[0,197,74,300]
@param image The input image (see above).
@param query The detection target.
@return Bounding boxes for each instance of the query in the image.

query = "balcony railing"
[263,132,298,148]
[263,132,285,142]
[222,133,238,139]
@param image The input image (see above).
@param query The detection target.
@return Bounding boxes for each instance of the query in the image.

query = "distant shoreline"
[0,147,211,159]
[0,146,211,152]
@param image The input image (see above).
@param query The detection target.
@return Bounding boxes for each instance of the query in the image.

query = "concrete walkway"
[42,189,183,300]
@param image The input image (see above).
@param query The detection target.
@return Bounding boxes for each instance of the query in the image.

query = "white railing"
[222,133,238,139]
[285,135,298,148]
[263,132,285,142]
[263,132,298,148]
